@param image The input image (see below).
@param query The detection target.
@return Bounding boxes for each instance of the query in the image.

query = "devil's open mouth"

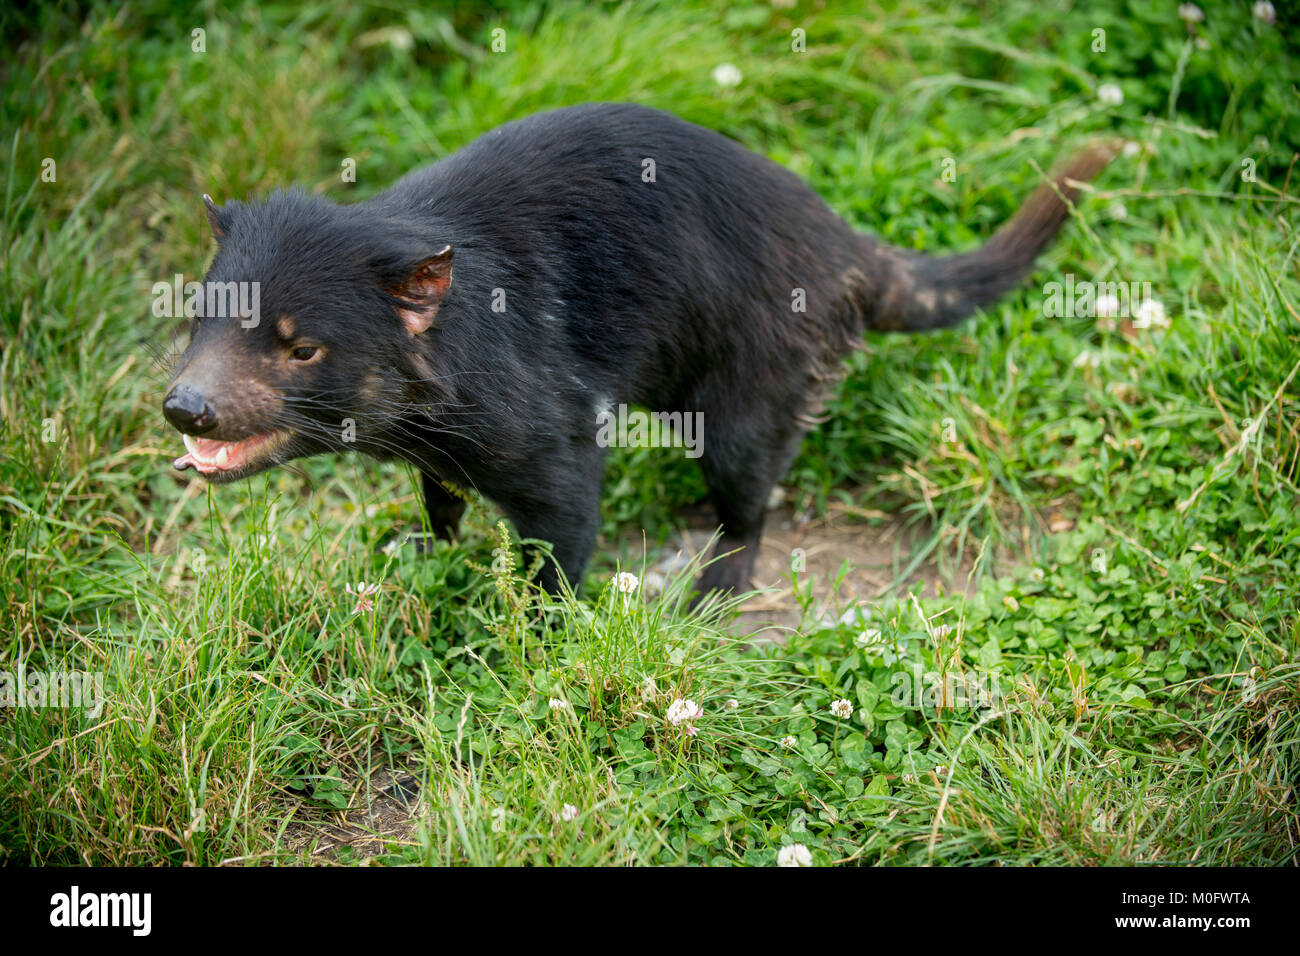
[172,430,290,480]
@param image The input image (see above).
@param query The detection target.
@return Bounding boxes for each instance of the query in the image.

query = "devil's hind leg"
[692,393,808,602]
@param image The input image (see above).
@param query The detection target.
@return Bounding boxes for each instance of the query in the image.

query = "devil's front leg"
[420,471,468,540]
[491,444,606,596]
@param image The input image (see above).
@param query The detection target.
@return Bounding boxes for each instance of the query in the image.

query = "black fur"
[164,103,1112,598]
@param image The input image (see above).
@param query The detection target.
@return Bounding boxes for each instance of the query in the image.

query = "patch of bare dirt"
[280,766,423,863]
[622,496,983,638]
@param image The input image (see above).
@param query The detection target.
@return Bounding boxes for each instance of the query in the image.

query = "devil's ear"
[202,193,225,240]
[392,244,453,335]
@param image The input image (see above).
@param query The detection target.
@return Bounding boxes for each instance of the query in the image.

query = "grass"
[1,0,1297,865]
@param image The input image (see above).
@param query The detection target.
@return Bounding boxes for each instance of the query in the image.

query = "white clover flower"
[1095,293,1121,319]
[777,843,813,867]
[855,627,883,648]
[830,698,854,720]
[931,624,953,640]
[666,698,703,725]
[724,698,739,711]
[1108,202,1128,220]
[344,581,382,613]
[1254,1,1276,25]
[491,807,507,833]
[1029,568,1046,584]
[1097,83,1124,107]
[901,773,918,784]
[1122,140,1142,159]
[712,63,742,88]
[781,735,797,750]
[613,571,640,594]
[559,803,579,822]
[1133,299,1169,330]
[548,697,569,712]
[1178,3,1203,23]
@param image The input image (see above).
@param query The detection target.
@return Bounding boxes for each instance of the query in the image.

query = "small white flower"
[901,773,918,784]
[1122,140,1142,159]
[712,63,742,88]
[613,571,640,594]
[931,624,953,640]
[559,803,579,822]
[1133,299,1169,330]
[1108,202,1128,220]
[344,581,382,613]
[1029,568,1046,584]
[724,698,739,711]
[1095,293,1121,319]
[548,697,569,712]
[830,698,854,720]
[777,843,813,867]
[781,735,797,750]
[1097,83,1124,107]
[491,807,507,833]
[666,698,703,725]
[1254,1,1276,25]
[1178,3,1203,23]
[855,627,883,648]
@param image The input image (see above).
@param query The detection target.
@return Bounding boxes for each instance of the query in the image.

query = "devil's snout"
[163,383,218,435]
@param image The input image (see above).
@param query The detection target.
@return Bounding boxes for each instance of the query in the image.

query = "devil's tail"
[866,143,1119,332]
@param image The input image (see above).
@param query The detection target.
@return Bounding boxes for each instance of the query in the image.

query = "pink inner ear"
[395,257,452,335]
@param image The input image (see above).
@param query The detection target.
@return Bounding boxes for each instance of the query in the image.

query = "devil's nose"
[163,384,217,434]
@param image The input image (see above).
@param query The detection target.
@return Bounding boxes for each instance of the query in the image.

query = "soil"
[619,494,981,638]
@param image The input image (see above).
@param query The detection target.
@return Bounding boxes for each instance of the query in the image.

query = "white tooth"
[184,434,199,455]
[215,445,229,466]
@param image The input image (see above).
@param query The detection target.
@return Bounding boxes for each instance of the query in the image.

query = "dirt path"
[619,494,982,638]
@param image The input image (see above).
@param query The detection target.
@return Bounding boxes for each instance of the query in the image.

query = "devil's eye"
[291,346,319,362]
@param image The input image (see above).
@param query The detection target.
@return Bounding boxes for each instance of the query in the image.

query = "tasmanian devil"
[163,102,1111,599]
